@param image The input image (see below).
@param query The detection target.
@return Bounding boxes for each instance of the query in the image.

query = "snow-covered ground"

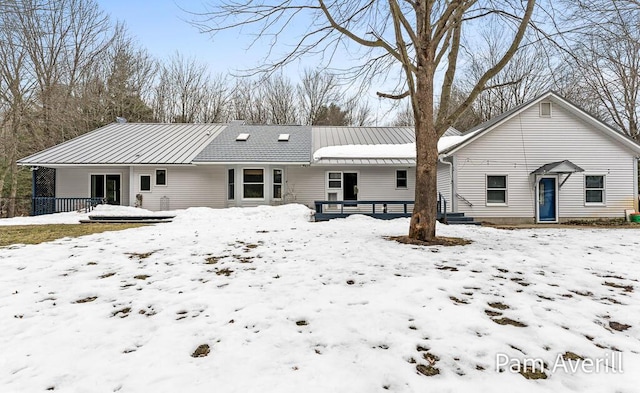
[0,205,168,226]
[1,205,639,392]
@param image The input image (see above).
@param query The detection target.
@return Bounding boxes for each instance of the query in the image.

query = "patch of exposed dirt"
[296,320,308,326]
[99,272,115,279]
[562,351,584,361]
[112,307,131,318]
[488,302,510,310]
[134,274,150,280]
[216,268,233,276]
[387,235,472,247]
[603,282,633,292]
[191,344,210,358]
[437,266,458,272]
[485,309,502,317]
[75,296,97,304]
[492,317,527,327]
[449,296,469,305]
[609,321,631,331]
[126,251,156,260]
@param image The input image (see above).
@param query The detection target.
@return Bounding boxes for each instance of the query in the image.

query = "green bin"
[631,214,640,223]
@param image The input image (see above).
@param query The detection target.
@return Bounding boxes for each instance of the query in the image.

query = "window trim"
[396,169,408,189]
[540,102,552,117]
[272,168,283,200]
[584,174,606,206]
[486,174,508,206]
[155,168,167,186]
[139,174,152,192]
[242,167,265,200]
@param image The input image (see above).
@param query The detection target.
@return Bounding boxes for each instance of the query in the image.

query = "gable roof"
[18,123,226,165]
[440,91,640,156]
[193,124,312,163]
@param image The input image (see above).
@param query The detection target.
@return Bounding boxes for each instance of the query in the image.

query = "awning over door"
[530,160,584,175]
[530,160,584,189]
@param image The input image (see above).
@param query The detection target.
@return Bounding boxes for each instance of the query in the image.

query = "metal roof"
[312,126,415,150]
[193,125,312,163]
[530,160,585,175]
[18,123,226,165]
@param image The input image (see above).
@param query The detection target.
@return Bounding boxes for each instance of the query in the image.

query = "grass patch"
[0,224,146,247]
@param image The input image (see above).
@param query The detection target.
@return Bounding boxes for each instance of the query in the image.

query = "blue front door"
[538,177,557,222]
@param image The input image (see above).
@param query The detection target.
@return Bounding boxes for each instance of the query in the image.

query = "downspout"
[438,155,453,213]
[634,156,639,211]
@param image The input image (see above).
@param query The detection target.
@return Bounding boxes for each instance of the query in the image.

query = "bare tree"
[263,73,298,124]
[153,53,228,123]
[298,69,340,125]
[558,0,640,141]
[0,0,114,216]
[194,1,535,241]
[461,29,553,124]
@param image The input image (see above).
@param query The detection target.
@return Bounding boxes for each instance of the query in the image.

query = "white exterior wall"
[437,161,453,212]
[453,100,638,221]
[130,166,226,211]
[287,166,416,212]
[56,166,130,206]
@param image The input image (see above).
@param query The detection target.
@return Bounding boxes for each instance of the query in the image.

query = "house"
[437,92,640,223]
[18,92,640,223]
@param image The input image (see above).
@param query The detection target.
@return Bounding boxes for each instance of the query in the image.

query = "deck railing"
[314,194,448,222]
[32,197,105,216]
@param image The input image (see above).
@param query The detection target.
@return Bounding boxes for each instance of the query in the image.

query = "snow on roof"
[312,130,481,161]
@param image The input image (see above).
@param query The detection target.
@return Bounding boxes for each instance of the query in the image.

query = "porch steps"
[440,212,481,226]
[81,215,175,224]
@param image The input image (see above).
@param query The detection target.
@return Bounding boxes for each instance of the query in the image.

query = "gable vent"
[236,133,250,141]
[278,133,290,142]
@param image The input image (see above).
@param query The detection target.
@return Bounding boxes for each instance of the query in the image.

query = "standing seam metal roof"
[18,123,227,165]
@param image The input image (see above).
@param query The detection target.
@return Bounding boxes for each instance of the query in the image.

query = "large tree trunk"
[409,69,438,241]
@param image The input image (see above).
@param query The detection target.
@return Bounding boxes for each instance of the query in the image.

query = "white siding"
[131,166,225,210]
[287,166,416,212]
[437,161,453,212]
[453,99,637,220]
[56,167,130,206]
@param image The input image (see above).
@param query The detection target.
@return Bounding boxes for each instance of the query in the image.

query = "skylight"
[236,133,250,141]
[278,133,290,142]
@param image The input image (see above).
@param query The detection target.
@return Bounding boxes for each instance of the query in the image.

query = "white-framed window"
[228,168,235,200]
[396,169,408,189]
[155,169,167,186]
[540,102,552,117]
[243,168,264,199]
[273,168,283,199]
[585,175,605,204]
[486,175,507,205]
[140,174,152,192]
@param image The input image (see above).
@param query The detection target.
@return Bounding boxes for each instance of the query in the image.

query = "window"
[140,175,151,192]
[540,102,552,117]
[155,169,167,186]
[585,175,605,204]
[396,170,408,188]
[243,169,264,199]
[236,133,250,141]
[228,169,235,200]
[273,169,283,199]
[278,134,290,141]
[91,175,105,198]
[486,175,507,204]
